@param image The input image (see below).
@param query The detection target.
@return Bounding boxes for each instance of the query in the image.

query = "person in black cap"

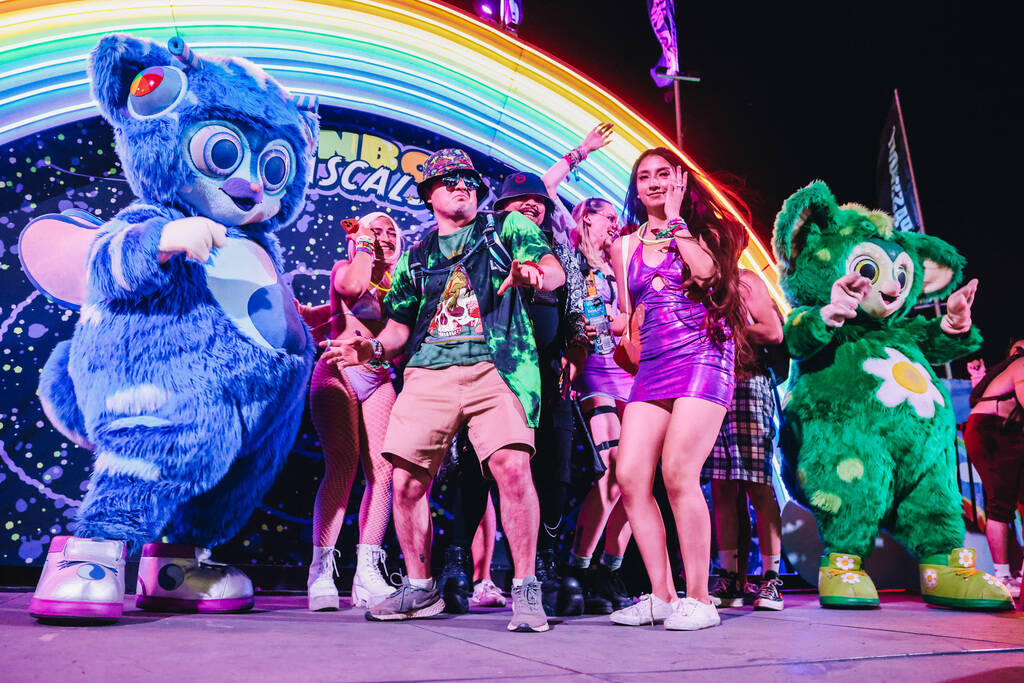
[323,147,565,632]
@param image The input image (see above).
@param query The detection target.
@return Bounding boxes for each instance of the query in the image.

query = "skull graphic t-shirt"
[407,223,492,369]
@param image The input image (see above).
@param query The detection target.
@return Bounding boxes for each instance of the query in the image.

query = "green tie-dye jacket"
[384,211,553,427]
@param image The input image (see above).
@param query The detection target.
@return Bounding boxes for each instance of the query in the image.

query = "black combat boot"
[439,545,471,614]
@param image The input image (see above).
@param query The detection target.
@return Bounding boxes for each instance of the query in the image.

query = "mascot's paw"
[136,543,254,613]
[29,536,126,622]
[817,553,879,609]
[919,548,1014,611]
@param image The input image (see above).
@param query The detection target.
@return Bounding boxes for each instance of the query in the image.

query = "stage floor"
[2,590,1023,682]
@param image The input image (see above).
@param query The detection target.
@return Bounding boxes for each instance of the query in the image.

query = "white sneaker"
[609,593,674,625]
[471,579,507,607]
[999,575,1021,599]
[308,546,341,611]
[352,544,395,608]
[664,597,721,631]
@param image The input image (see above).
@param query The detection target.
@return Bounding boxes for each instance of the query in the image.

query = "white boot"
[29,536,126,622]
[307,546,340,611]
[352,544,395,608]
[136,543,254,613]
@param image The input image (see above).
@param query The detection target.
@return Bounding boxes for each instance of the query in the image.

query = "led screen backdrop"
[0,106,520,567]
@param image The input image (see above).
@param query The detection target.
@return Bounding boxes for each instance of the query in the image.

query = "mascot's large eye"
[189,125,243,177]
[895,264,909,290]
[852,257,879,283]
[259,143,293,193]
[128,66,188,119]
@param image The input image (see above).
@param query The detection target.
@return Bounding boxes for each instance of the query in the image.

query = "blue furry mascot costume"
[27,35,318,622]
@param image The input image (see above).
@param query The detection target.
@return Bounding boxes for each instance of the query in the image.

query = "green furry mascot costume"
[773,181,1012,611]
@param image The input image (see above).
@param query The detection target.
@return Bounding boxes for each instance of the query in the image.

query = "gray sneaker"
[508,577,549,632]
[365,577,445,621]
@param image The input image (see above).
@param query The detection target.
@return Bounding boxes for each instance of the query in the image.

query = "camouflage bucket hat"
[416,148,489,206]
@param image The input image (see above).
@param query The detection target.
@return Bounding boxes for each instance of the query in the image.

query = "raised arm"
[334,220,387,303]
[541,123,614,196]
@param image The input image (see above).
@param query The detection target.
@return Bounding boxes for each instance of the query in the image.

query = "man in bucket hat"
[323,148,565,632]
[439,168,593,616]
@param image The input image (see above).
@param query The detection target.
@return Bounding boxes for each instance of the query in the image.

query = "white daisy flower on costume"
[957,549,975,567]
[863,347,945,418]
[835,555,855,571]
[923,569,939,589]
[982,574,1006,591]
[841,572,861,584]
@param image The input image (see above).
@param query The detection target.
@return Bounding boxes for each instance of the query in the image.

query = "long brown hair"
[624,147,753,368]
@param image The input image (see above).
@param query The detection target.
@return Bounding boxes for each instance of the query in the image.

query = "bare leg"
[736,488,751,579]
[616,400,675,604]
[711,479,741,565]
[603,500,633,557]
[987,520,1010,566]
[488,447,540,579]
[472,494,497,583]
[662,398,729,604]
[391,459,434,580]
[745,482,782,561]
[573,396,627,558]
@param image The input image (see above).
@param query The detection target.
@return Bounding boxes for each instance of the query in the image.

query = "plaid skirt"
[701,373,776,484]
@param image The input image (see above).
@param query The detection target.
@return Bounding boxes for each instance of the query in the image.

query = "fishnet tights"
[309,358,395,547]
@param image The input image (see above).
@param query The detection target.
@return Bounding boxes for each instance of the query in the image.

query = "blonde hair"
[570,198,615,277]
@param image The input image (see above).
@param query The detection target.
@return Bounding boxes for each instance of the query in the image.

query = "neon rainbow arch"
[0,0,783,301]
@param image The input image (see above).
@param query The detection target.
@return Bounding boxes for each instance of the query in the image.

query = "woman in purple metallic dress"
[607,148,750,631]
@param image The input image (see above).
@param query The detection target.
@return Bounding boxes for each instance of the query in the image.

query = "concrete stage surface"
[2,591,1022,682]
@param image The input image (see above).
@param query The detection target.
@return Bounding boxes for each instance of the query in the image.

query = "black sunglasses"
[438,171,481,191]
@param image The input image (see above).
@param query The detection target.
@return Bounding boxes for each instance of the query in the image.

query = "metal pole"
[673,78,682,149]
[894,88,951,379]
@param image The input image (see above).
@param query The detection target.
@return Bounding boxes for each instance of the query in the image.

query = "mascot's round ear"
[292,94,320,154]
[922,259,955,295]
[773,180,838,274]
[904,232,966,301]
[90,34,177,127]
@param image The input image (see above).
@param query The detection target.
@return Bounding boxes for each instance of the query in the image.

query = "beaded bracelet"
[354,244,375,256]
[563,145,589,180]
[667,217,689,231]
[369,337,384,362]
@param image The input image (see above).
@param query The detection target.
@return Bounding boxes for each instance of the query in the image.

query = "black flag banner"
[877,89,925,233]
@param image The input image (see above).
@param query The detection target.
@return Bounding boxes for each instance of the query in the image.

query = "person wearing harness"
[322,148,565,632]
[964,337,1024,598]
[565,196,637,615]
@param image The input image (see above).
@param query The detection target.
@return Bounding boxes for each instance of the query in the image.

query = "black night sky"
[450,1,1017,369]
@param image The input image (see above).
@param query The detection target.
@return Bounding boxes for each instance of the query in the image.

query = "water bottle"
[583,276,615,355]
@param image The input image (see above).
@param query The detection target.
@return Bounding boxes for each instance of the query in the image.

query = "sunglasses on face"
[438,171,481,191]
